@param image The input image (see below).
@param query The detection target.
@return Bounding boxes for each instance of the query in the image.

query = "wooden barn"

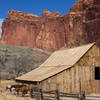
[16,43,100,94]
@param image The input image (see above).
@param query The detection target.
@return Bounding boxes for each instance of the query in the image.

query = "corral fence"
[30,88,86,100]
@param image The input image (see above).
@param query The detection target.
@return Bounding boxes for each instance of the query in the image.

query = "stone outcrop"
[1,0,100,51]
[65,0,100,47]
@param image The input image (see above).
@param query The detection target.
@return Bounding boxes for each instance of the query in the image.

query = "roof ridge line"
[56,42,96,52]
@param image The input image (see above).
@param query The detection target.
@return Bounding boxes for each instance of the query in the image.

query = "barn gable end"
[41,44,100,94]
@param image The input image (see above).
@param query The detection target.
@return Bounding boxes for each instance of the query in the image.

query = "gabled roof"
[16,43,96,82]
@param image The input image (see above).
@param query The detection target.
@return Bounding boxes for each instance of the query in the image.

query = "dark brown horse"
[15,85,31,96]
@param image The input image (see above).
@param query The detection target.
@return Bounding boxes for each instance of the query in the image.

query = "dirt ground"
[0,80,36,100]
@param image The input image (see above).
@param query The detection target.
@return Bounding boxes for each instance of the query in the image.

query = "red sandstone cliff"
[1,0,100,51]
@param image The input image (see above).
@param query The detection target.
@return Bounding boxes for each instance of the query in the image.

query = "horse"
[6,84,26,92]
[15,85,31,96]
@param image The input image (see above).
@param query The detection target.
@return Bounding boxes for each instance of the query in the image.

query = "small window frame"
[95,67,100,80]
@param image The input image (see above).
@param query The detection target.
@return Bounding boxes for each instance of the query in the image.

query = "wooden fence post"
[40,89,43,100]
[56,89,60,100]
[30,88,33,98]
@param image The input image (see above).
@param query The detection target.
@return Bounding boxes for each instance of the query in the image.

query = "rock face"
[1,0,100,51]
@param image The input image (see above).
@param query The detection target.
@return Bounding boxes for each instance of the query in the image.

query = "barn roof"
[16,43,96,82]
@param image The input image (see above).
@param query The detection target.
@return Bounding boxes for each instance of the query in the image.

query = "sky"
[0,0,77,36]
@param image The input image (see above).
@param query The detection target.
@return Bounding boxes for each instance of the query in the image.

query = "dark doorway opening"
[95,67,100,80]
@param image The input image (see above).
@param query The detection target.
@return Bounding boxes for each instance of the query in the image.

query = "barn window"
[95,67,100,80]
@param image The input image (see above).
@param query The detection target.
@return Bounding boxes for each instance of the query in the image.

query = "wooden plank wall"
[41,44,100,94]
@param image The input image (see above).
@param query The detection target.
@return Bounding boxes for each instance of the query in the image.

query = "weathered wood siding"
[40,44,100,94]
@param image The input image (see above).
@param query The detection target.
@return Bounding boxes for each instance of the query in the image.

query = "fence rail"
[30,88,86,100]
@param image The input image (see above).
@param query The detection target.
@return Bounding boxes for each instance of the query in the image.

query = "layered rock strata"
[1,0,100,51]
